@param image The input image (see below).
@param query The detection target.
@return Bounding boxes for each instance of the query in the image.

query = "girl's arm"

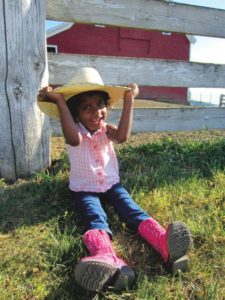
[38,87,82,146]
[106,83,139,143]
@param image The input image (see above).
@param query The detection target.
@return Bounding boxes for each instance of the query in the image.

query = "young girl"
[38,67,192,292]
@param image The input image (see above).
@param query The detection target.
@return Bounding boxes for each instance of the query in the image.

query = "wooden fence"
[1,0,225,180]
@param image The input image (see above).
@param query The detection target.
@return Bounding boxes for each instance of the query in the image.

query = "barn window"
[47,45,58,53]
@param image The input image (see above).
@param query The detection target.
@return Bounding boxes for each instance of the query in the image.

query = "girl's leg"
[71,191,134,291]
[71,190,112,235]
[104,183,150,231]
[105,183,192,273]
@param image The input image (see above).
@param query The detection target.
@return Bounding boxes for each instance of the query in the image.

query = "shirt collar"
[77,122,106,138]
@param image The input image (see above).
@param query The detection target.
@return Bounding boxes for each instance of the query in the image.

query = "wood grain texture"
[50,107,225,134]
[0,0,50,180]
[48,53,225,88]
[46,0,225,38]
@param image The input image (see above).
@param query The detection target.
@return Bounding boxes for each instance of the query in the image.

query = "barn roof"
[47,22,73,38]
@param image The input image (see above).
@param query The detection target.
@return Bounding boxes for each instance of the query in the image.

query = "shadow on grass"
[1,137,225,233]
[0,178,70,233]
[0,153,74,233]
[1,137,225,298]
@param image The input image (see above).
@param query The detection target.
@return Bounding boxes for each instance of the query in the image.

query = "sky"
[46,0,225,103]
[175,0,225,64]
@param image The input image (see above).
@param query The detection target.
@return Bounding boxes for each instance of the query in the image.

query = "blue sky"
[175,0,225,10]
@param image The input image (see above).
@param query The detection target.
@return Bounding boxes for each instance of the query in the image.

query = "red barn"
[47,23,195,104]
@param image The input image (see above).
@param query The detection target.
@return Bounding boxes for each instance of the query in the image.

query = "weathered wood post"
[0,0,50,181]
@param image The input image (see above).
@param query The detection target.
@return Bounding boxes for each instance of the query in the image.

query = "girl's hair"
[66,90,110,122]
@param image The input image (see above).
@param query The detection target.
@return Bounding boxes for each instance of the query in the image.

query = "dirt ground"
[114,98,188,108]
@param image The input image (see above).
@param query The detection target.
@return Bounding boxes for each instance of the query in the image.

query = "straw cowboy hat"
[38,67,130,118]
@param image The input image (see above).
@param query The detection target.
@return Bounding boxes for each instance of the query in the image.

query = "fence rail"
[46,0,225,38]
[188,92,225,107]
[50,107,225,135]
[48,53,225,88]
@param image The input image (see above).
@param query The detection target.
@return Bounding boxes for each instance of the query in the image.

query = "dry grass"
[113,98,188,108]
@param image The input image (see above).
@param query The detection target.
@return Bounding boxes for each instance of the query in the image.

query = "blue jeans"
[71,182,150,236]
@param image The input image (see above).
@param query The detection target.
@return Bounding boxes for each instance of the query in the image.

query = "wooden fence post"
[0,0,50,181]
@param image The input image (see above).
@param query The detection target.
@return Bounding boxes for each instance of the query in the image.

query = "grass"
[0,130,225,299]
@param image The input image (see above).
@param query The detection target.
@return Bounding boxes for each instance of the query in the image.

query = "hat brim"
[38,84,130,118]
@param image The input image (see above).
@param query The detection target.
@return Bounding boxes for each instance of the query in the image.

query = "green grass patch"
[0,131,224,299]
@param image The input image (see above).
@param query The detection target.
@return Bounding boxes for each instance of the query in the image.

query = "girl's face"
[76,94,108,134]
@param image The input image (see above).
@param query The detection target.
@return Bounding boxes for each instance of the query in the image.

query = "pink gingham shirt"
[66,122,120,192]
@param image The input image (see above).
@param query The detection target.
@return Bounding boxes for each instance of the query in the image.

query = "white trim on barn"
[47,44,58,53]
[186,35,196,44]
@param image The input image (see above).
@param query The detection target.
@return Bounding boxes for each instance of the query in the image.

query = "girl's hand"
[124,83,139,101]
[38,86,64,104]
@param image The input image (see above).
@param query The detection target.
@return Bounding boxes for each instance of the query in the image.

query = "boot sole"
[113,265,135,291]
[167,221,192,272]
[74,261,135,291]
[168,254,189,274]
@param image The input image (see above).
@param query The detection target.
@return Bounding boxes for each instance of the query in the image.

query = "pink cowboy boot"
[138,218,192,273]
[74,229,135,291]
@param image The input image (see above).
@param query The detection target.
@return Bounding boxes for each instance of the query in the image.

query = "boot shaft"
[138,218,168,260]
[83,229,116,256]
[138,218,192,264]
[76,228,135,291]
